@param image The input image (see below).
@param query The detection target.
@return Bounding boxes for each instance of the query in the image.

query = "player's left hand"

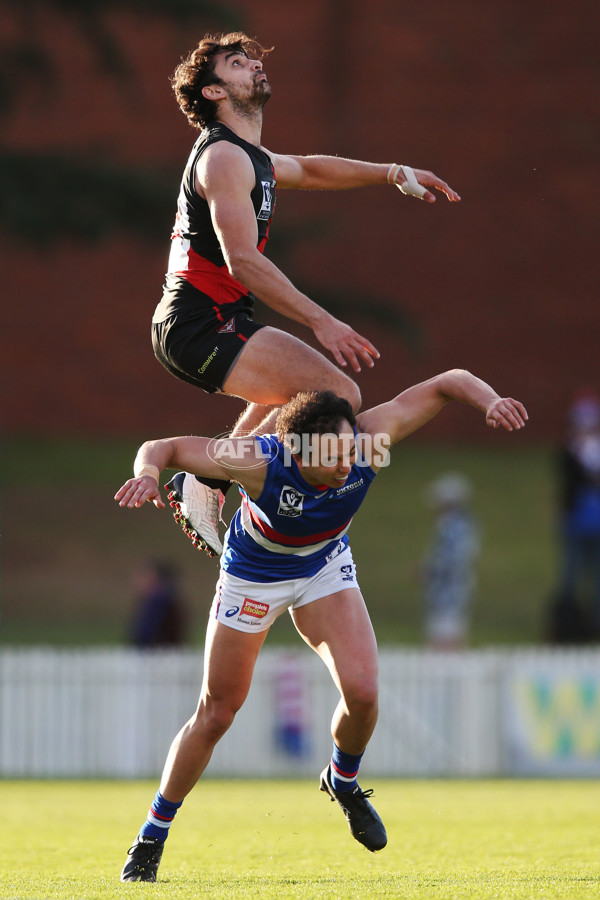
[397,167,461,203]
[114,476,165,509]
[485,398,528,432]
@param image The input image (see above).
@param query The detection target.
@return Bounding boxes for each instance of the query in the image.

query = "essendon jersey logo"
[242,598,269,618]
[217,317,235,334]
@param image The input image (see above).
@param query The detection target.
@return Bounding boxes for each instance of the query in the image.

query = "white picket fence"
[2,647,600,778]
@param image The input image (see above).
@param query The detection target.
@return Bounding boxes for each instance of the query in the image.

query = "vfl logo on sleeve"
[241,598,269,618]
[277,485,305,517]
[257,180,274,220]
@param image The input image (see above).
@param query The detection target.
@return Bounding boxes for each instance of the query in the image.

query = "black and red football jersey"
[154,122,276,323]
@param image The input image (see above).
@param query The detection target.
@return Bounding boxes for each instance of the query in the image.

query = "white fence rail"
[2,647,600,778]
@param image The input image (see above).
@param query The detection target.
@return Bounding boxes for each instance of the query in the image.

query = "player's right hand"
[313,316,380,373]
[485,397,528,431]
[114,476,165,509]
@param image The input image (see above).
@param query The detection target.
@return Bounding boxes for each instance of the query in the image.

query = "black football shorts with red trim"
[152,303,265,394]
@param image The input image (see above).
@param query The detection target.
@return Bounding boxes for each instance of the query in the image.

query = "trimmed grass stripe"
[1,779,599,898]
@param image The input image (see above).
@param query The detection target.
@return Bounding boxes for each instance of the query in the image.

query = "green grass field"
[3,437,558,647]
[2,780,599,899]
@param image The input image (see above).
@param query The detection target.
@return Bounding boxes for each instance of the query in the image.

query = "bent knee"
[347,381,362,413]
[331,375,361,412]
[191,700,238,743]
[344,681,379,717]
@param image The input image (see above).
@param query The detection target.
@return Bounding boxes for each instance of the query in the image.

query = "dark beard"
[227,79,271,118]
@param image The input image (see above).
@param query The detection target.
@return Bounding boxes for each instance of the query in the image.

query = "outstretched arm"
[114,436,267,510]
[357,369,528,464]
[198,142,379,372]
[267,153,461,204]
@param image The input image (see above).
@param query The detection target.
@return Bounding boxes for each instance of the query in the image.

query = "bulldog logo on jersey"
[257,180,274,221]
[340,564,355,582]
[277,485,305,517]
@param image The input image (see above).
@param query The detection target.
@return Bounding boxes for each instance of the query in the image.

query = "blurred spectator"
[129,559,187,648]
[549,389,600,642]
[422,473,480,650]
[273,652,310,758]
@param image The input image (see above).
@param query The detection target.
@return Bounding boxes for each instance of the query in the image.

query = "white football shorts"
[211,544,359,633]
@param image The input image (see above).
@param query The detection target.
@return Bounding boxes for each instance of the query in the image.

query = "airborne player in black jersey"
[151,32,461,557]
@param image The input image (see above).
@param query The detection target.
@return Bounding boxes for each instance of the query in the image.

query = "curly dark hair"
[276,391,356,451]
[170,32,273,130]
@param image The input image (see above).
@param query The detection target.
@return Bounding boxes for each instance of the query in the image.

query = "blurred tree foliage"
[0,0,240,239]
[265,218,425,347]
[0,150,175,241]
[0,0,240,109]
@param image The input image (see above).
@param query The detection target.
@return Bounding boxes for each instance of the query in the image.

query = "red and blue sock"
[139,790,182,842]
[330,743,364,793]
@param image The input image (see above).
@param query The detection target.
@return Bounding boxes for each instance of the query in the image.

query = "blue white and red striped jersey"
[221,434,377,582]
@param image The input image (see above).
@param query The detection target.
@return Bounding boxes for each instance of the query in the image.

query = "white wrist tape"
[387,163,402,184]
[135,464,160,483]
[387,163,427,200]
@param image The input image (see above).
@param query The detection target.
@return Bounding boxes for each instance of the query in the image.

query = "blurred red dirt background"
[2,0,597,444]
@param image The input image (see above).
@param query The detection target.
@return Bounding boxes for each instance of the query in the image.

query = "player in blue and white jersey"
[115,369,527,881]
